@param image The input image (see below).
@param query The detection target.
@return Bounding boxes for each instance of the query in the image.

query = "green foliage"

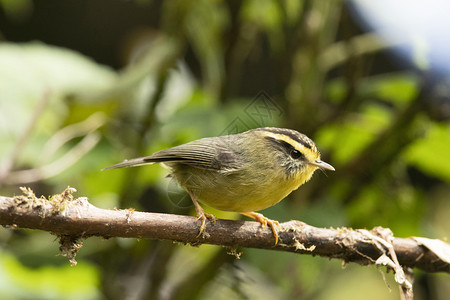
[405,122,450,182]
[0,249,99,299]
[0,1,448,299]
[361,72,419,106]
[0,42,116,166]
[316,102,391,164]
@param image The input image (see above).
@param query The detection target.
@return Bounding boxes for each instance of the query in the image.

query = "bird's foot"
[187,189,216,238]
[195,210,216,238]
[241,212,280,245]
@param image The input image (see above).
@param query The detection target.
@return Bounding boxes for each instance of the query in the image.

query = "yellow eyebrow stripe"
[262,132,317,154]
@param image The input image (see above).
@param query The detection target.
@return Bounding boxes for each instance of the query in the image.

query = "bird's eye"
[290,149,303,159]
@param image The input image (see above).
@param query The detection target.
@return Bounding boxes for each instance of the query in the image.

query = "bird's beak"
[310,159,335,171]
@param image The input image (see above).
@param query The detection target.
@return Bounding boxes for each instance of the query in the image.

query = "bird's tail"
[102,157,154,170]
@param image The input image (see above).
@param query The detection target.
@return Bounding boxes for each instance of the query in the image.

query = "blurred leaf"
[241,0,284,51]
[200,260,284,300]
[0,0,33,21]
[326,73,418,105]
[325,78,347,102]
[316,264,399,300]
[0,42,116,162]
[360,72,419,106]
[155,62,196,122]
[347,182,423,236]
[283,0,304,25]
[241,0,283,29]
[316,103,391,164]
[404,122,450,182]
[0,42,116,97]
[163,0,228,98]
[105,36,180,99]
[0,250,99,299]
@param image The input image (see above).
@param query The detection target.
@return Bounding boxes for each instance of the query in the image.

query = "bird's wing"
[103,137,244,171]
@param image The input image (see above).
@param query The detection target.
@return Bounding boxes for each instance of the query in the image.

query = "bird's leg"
[241,212,280,245]
[187,190,216,237]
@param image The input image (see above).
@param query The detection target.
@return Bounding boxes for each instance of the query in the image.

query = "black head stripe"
[257,128,314,150]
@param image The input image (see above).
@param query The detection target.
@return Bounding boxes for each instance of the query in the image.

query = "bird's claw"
[242,212,280,245]
[195,211,216,238]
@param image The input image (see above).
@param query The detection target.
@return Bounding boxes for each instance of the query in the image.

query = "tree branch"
[1,188,448,276]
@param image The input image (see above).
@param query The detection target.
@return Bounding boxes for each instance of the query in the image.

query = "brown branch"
[0,188,448,275]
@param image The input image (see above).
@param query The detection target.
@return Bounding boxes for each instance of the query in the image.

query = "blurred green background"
[0,0,449,299]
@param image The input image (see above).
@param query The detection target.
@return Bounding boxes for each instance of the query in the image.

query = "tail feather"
[102,157,154,170]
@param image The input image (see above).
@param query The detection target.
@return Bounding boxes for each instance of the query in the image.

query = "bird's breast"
[174,166,306,212]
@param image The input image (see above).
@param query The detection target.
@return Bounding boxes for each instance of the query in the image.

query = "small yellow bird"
[104,127,334,243]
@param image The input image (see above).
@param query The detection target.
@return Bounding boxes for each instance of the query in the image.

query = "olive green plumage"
[104,127,334,242]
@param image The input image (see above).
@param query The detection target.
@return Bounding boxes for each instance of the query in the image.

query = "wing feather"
[103,137,244,171]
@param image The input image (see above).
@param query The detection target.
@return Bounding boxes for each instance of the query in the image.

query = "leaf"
[360,73,419,106]
[0,42,116,97]
[404,123,450,182]
[0,42,116,162]
[412,237,450,264]
[315,103,391,164]
[0,250,99,298]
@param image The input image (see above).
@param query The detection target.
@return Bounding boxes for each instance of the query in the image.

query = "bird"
[103,127,335,244]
